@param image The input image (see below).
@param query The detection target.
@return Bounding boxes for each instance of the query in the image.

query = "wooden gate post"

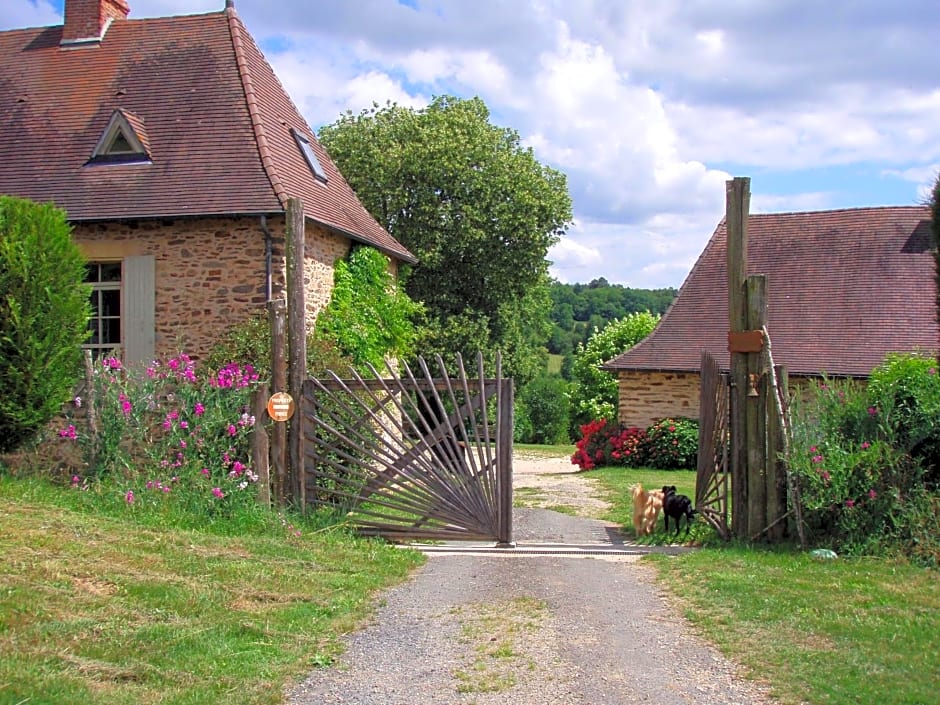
[727,177,751,539]
[269,299,288,505]
[745,274,768,536]
[285,197,307,510]
[250,382,271,507]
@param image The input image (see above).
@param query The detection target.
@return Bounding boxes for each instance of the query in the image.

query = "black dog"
[661,486,697,536]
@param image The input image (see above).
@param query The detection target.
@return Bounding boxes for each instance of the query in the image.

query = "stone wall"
[73,215,355,362]
[616,369,828,430]
[615,370,701,428]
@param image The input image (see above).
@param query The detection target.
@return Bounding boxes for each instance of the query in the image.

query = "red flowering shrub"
[642,417,698,469]
[571,419,648,471]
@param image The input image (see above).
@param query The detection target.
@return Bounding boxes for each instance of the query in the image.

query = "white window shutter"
[123,255,155,365]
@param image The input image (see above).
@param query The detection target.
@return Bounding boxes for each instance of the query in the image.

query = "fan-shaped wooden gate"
[301,353,513,544]
[696,351,731,539]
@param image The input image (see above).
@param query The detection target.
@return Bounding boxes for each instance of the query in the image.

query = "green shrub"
[642,417,698,470]
[789,358,940,565]
[518,374,570,444]
[867,352,940,487]
[315,245,424,370]
[567,311,659,437]
[0,196,90,453]
[205,313,357,380]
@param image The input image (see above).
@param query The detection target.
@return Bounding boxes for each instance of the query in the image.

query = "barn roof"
[0,2,415,263]
[604,206,936,377]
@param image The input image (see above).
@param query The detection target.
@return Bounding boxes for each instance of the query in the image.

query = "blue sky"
[4,0,938,289]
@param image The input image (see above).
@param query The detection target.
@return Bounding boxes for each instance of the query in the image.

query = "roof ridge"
[750,204,928,218]
[226,6,287,210]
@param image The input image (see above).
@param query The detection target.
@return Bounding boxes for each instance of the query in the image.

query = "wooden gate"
[301,353,513,544]
[696,351,732,539]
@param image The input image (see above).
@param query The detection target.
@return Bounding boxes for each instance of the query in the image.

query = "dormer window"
[291,128,328,183]
[87,109,151,165]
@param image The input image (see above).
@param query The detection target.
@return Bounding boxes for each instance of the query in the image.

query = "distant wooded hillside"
[548,278,677,357]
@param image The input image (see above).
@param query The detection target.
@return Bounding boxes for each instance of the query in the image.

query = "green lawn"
[588,462,940,705]
[0,478,423,705]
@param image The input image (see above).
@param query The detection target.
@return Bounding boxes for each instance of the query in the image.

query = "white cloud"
[3,0,937,288]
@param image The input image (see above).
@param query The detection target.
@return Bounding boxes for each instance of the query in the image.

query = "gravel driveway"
[286,455,777,704]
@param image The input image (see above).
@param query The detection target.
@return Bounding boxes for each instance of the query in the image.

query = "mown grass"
[586,465,714,543]
[588,461,939,705]
[649,547,939,705]
[0,477,424,705]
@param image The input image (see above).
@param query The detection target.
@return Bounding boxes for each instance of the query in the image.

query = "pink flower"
[73,396,82,408]
[201,468,210,476]
[119,393,132,417]
[812,454,823,463]
[125,490,135,504]
[868,489,877,499]
[59,424,77,440]
[821,471,831,483]
[212,487,225,499]
[194,402,205,416]
[227,424,237,437]
[861,441,870,449]
[845,499,855,508]
[103,356,122,371]
[868,406,878,417]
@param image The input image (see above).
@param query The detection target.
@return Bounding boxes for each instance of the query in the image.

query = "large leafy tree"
[318,96,572,383]
[0,196,90,453]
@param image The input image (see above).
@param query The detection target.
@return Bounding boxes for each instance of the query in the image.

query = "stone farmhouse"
[603,205,937,429]
[0,0,414,366]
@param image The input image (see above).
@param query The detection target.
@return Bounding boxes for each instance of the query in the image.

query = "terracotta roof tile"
[604,206,936,377]
[0,6,415,263]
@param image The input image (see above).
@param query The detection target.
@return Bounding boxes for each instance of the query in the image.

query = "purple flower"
[125,490,135,504]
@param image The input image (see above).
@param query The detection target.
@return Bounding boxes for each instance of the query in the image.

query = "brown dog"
[631,483,664,536]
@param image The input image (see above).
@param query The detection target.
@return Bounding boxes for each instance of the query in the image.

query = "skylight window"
[292,128,328,183]
[88,110,151,165]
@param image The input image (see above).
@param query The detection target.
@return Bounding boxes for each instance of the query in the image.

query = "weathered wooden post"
[269,299,288,505]
[745,274,768,536]
[727,177,751,538]
[250,382,271,507]
[285,197,307,510]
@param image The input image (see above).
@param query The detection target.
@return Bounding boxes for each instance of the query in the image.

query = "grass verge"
[0,477,424,705]
[586,465,715,543]
[648,547,939,705]
[587,461,939,705]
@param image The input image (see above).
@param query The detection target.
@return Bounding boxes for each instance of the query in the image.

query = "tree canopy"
[567,311,660,436]
[318,96,572,382]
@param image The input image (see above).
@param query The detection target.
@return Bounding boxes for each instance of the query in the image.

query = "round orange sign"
[266,391,295,422]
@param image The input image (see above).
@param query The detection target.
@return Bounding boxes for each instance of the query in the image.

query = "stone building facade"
[74,215,367,363]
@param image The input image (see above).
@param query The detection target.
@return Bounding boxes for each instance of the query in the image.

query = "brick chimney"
[61,0,131,46]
